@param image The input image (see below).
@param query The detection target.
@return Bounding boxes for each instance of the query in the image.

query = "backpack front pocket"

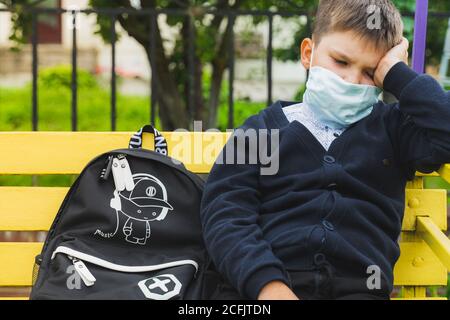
[34,245,198,300]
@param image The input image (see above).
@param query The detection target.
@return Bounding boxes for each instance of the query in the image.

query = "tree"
[88,0,318,130]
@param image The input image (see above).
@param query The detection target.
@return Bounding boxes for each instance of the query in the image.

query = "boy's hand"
[374,37,409,88]
[257,280,299,300]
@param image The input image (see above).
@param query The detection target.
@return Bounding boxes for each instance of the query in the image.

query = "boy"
[200,0,450,300]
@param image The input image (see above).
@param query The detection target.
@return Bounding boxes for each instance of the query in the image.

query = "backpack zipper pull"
[71,257,96,287]
[118,155,135,191]
[100,155,114,181]
[111,157,126,191]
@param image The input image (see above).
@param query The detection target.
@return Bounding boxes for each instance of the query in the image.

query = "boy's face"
[301,30,388,87]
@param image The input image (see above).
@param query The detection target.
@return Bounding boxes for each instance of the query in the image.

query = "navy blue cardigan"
[200,62,450,299]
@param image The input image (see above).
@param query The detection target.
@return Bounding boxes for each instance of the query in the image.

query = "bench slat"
[1,187,445,232]
[0,187,67,231]
[0,132,230,174]
[0,241,446,287]
[0,242,43,286]
[1,132,447,177]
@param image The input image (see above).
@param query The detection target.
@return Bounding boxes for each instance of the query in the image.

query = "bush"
[217,100,267,131]
[38,65,98,90]
[202,69,268,130]
[293,82,306,102]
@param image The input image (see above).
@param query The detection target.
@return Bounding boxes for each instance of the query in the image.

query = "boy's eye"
[366,71,375,79]
[334,59,348,66]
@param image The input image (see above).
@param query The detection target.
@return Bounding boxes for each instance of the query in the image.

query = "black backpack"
[30,125,220,300]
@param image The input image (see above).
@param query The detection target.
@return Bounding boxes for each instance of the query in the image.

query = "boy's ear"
[300,38,313,70]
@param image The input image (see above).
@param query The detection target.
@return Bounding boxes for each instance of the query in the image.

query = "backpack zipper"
[52,246,199,287]
[100,155,114,181]
[119,154,135,191]
[111,154,135,191]
[69,256,96,287]
[99,149,204,191]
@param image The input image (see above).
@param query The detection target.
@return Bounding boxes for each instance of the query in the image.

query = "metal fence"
[1,6,450,131]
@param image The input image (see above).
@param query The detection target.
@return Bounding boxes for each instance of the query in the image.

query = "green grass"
[424,176,450,205]
[0,85,158,131]
[0,175,78,187]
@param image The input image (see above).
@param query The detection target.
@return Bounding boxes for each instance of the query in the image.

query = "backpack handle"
[128,125,168,156]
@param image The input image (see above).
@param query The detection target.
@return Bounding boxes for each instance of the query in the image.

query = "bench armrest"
[417,216,450,270]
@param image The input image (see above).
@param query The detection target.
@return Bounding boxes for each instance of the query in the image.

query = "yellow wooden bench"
[0,131,450,300]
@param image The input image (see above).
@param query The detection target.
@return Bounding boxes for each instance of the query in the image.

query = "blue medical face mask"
[303,47,382,129]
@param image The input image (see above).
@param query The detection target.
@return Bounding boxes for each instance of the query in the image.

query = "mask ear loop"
[309,44,315,70]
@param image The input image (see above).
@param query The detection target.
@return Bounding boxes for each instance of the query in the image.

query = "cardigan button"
[314,253,326,266]
[323,155,336,164]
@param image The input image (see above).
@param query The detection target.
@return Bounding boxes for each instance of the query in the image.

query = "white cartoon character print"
[95,173,173,245]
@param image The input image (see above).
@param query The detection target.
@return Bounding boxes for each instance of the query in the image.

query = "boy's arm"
[200,115,293,300]
[375,40,450,178]
[258,280,299,300]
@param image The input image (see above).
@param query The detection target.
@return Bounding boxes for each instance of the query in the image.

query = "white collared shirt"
[283,103,346,151]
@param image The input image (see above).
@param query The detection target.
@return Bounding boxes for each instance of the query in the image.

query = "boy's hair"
[312,0,404,51]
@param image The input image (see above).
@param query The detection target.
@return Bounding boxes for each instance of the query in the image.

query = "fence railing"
[1,6,450,131]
